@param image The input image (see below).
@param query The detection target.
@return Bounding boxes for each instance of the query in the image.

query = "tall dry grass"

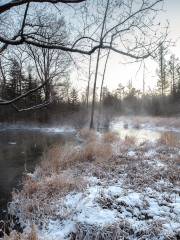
[102,132,119,143]
[79,128,97,142]
[40,132,114,173]
[21,174,85,198]
[124,136,136,146]
[159,132,179,147]
[83,141,113,162]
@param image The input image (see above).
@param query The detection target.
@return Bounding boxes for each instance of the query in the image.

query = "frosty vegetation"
[4,121,180,240]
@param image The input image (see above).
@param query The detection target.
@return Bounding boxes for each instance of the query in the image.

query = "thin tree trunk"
[90,0,110,129]
[143,62,145,95]
[172,56,175,96]
[160,44,164,96]
[97,49,111,129]
[99,48,110,104]
[86,54,92,108]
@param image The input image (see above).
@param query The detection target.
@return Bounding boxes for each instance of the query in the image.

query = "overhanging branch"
[0,0,85,14]
[0,81,46,105]
[12,101,50,112]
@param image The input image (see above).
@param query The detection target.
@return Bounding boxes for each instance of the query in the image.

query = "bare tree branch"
[11,101,50,112]
[0,0,85,14]
[0,81,46,105]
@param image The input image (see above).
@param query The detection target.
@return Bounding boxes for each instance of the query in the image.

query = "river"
[0,125,76,219]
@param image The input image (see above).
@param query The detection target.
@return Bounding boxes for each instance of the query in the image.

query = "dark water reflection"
[0,128,76,218]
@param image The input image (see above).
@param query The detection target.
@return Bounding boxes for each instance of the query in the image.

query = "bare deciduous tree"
[26,13,70,101]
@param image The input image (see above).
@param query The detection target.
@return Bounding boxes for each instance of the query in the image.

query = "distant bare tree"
[26,13,70,101]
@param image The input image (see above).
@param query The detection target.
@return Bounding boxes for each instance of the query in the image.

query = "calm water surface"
[0,127,76,218]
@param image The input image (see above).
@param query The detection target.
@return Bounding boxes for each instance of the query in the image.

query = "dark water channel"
[0,127,76,219]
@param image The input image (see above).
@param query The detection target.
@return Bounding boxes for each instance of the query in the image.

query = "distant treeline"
[101,49,180,116]
[101,91,180,116]
[1,46,180,124]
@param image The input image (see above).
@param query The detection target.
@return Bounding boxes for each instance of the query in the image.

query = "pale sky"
[104,0,180,92]
[73,0,180,96]
[106,0,180,90]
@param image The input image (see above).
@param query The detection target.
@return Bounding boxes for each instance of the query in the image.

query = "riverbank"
[111,115,180,132]
[4,128,180,240]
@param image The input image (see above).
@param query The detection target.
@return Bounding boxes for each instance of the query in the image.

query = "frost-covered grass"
[6,129,180,240]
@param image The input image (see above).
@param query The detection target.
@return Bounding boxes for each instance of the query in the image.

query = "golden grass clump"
[28,224,38,240]
[124,136,136,146]
[21,173,85,198]
[41,138,114,173]
[39,144,81,173]
[40,144,63,173]
[22,177,39,196]
[59,148,84,170]
[79,128,97,142]
[83,141,113,162]
[102,131,119,143]
[39,175,85,196]
[159,132,179,147]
